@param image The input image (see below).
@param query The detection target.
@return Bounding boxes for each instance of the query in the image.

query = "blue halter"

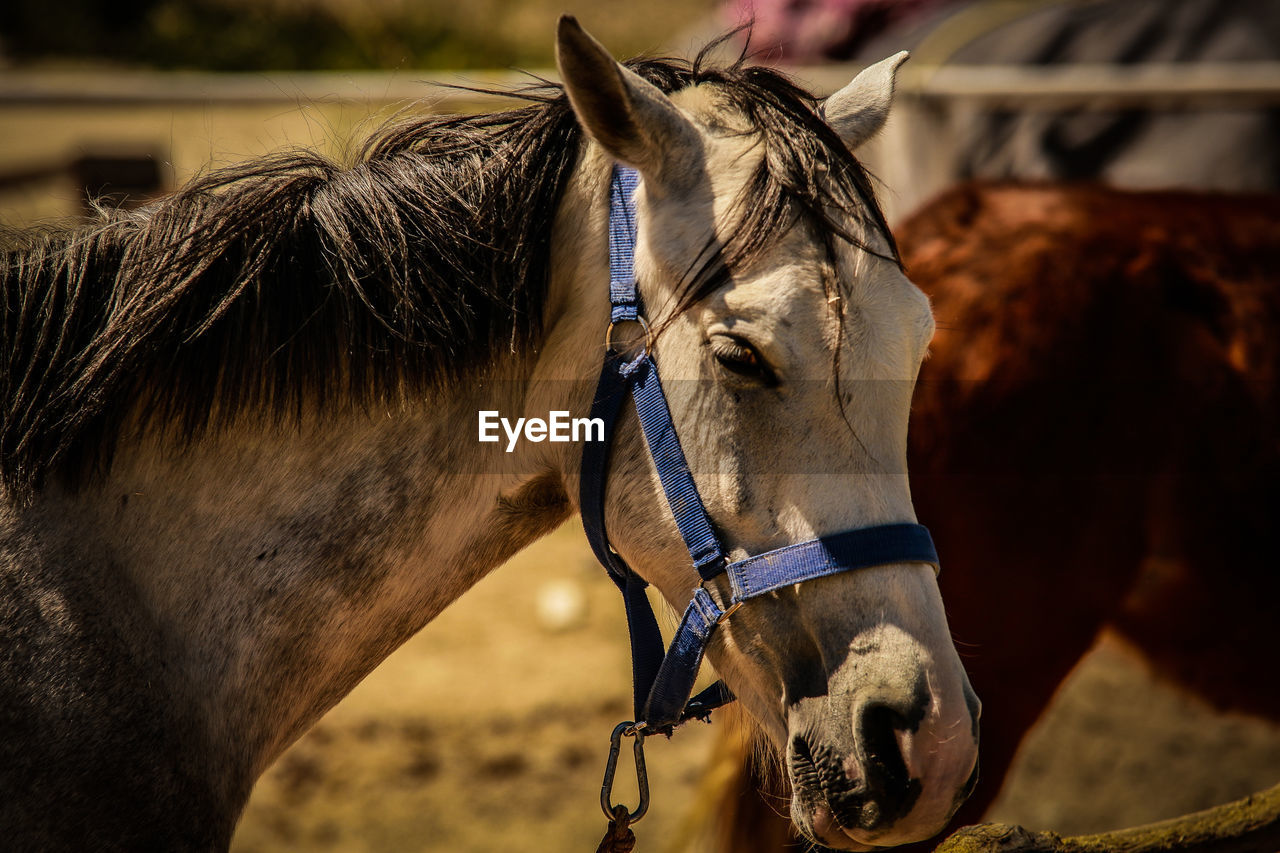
[580,165,939,734]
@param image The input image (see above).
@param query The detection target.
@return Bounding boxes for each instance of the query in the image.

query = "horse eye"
[710,336,775,384]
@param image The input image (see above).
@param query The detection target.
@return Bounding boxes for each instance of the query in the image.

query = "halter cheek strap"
[580,165,939,733]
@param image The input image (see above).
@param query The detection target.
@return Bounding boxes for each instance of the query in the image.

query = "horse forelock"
[625,45,900,319]
[0,43,894,499]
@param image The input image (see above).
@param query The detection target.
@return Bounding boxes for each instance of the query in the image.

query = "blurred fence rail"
[4,63,1280,108]
[0,69,537,108]
[822,62,1280,108]
[4,62,1279,224]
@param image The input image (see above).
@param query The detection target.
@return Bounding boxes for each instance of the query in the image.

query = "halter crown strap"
[608,166,642,324]
[580,165,939,732]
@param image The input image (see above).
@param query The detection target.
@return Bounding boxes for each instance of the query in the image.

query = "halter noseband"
[579,165,939,735]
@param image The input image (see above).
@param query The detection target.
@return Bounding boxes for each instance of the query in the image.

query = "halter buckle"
[716,600,744,625]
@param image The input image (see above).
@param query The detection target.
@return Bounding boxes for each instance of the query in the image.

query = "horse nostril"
[859,703,910,777]
[850,702,920,828]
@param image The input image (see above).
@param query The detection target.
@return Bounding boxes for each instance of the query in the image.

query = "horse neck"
[18,160,611,798]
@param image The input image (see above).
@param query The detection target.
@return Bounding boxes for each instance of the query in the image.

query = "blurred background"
[2,1,1278,851]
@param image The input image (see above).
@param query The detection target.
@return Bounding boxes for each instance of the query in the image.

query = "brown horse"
[712,180,1280,850]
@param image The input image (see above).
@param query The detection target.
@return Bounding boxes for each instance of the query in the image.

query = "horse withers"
[0,19,977,850]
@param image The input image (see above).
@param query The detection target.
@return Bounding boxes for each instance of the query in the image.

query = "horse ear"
[822,51,909,150]
[556,15,701,191]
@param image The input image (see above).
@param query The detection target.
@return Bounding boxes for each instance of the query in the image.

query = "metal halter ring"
[604,315,652,365]
[600,721,650,822]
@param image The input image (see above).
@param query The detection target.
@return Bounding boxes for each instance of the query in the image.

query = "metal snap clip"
[599,721,650,823]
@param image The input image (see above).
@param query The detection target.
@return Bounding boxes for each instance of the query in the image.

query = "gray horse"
[0,20,977,851]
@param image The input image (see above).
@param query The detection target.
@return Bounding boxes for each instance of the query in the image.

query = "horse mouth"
[794,790,941,851]
[791,753,980,849]
[802,805,889,851]
[789,732,925,848]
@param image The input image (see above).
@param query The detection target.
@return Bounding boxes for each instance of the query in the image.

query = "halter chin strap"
[580,165,939,733]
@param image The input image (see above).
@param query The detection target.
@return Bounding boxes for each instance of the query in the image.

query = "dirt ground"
[230,521,1280,853]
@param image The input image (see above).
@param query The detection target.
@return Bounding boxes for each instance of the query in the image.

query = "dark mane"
[1,45,894,497]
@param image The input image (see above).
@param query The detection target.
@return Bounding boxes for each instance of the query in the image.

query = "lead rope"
[595,806,635,853]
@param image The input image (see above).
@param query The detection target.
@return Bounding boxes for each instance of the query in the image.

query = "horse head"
[553,18,980,849]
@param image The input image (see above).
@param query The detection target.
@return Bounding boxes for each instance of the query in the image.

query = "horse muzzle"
[785,640,980,849]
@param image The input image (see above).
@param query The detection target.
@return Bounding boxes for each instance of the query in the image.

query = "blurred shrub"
[2,0,511,69]
[0,0,719,70]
